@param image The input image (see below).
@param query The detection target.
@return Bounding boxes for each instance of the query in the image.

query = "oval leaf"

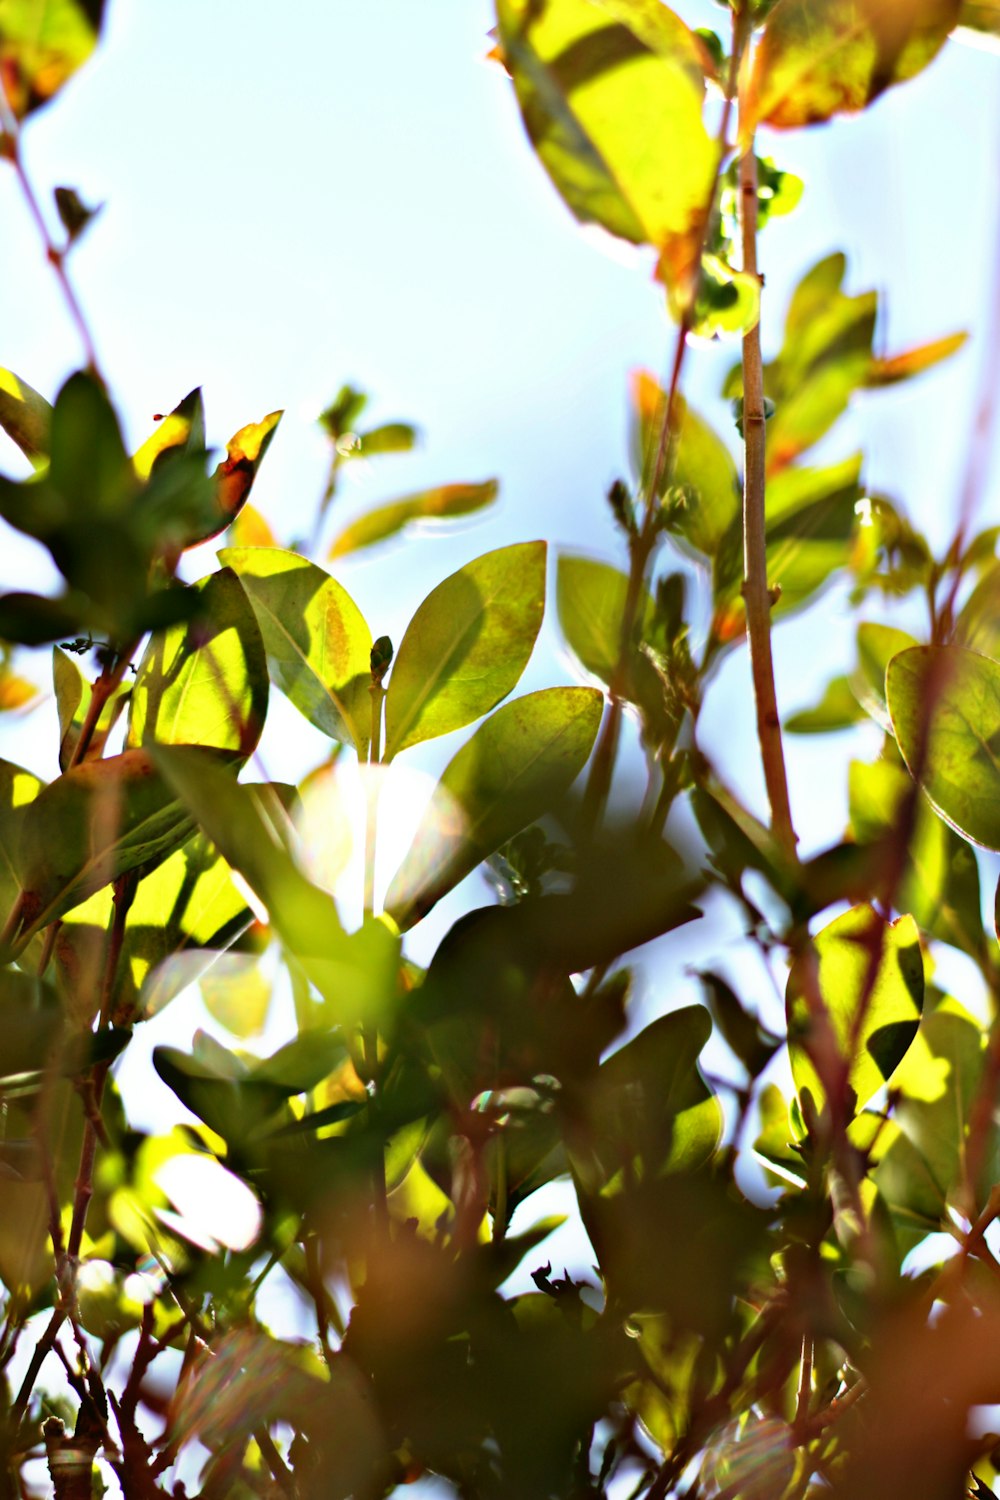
[0,368,51,467]
[218,546,372,755]
[127,568,268,758]
[383,540,546,759]
[786,903,924,1117]
[386,686,602,928]
[743,0,960,136]
[329,479,498,559]
[886,644,1000,850]
[496,0,715,299]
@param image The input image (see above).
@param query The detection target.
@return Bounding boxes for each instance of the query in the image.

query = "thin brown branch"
[737,145,796,857]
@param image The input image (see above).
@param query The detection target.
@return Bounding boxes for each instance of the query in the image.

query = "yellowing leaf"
[329,480,498,559]
[219,546,372,755]
[865,330,968,386]
[126,568,268,759]
[496,0,715,301]
[786,903,924,1117]
[0,0,107,118]
[743,0,961,137]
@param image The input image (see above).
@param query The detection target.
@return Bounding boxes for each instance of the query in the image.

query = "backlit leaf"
[13,749,197,947]
[495,0,715,301]
[218,546,372,755]
[743,0,960,137]
[53,645,129,770]
[865,330,968,386]
[0,0,107,118]
[886,645,1000,850]
[383,540,545,759]
[200,410,282,547]
[127,568,268,758]
[0,368,51,467]
[786,674,866,733]
[959,0,1000,35]
[329,480,498,559]
[850,621,919,731]
[630,372,739,554]
[557,552,651,686]
[386,686,602,928]
[786,903,924,1117]
[0,757,43,950]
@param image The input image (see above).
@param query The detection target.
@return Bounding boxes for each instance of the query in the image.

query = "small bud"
[606,478,636,536]
[370,635,393,683]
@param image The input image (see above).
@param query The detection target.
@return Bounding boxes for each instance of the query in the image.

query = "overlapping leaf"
[127,568,268,757]
[786,903,923,1117]
[219,547,372,755]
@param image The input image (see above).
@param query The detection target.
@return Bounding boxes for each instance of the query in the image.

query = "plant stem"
[581,15,750,831]
[364,680,388,1232]
[737,142,797,858]
[0,87,102,382]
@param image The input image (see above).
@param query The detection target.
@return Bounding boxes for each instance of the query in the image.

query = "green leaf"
[150,746,338,959]
[49,371,134,520]
[218,546,372,755]
[785,674,866,734]
[127,568,268,758]
[786,903,924,1118]
[956,559,1000,661]
[12,749,197,947]
[0,758,44,948]
[199,953,272,1038]
[195,410,282,549]
[849,756,984,961]
[329,480,498,559]
[712,455,861,643]
[386,686,603,928]
[849,622,919,731]
[0,0,107,118]
[132,388,206,482]
[153,1040,288,1144]
[886,645,1000,851]
[557,552,650,685]
[742,0,960,137]
[0,368,51,467]
[52,645,129,771]
[383,540,545,759]
[356,421,419,457]
[630,374,739,553]
[495,0,715,300]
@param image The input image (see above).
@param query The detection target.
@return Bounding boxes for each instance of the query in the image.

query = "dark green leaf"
[384,540,545,759]
[0,368,51,467]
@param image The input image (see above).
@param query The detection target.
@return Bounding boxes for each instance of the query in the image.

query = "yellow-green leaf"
[329,479,498,559]
[0,0,106,118]
[386,686,602,929]
[52,645,129,770]
[865,330,968,386]
[383,540,545,759]
[218,546,372,756]
[495,0,715,300]
[887,644,1000,851]
[127,568,268,758]
[743,0,960,137]
[786,903,924,1117]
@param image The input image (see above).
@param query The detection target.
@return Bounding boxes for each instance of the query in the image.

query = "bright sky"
[0,1,998,1268]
